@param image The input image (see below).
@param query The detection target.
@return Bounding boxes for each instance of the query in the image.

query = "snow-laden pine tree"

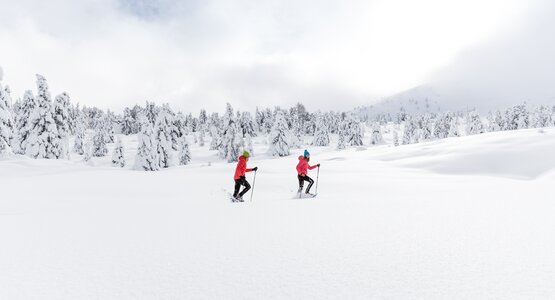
[209,125,220,150]
[83,137,92,162]
[446,112,460,137]
[26,74,62,159]
[219,123,242,162]
[311,114,330,146]
[337,124,346,150]
[134,116,159,171]
[144,101,158,124]
[289,111,303,149]
[0,79,14,153]
[466,110,484,135]
[106,111,116,143]
[13,91,37,154]
[154,108,173,168]
[392,130,400,146]
[92,125,108,157]
[73,105,86,155]
[369,122,384,145]
[53,92,71,159]
[263,108,273,134]
[111,137,125,167]
[240,112,256,137]
[178,138,191,165]
[347,119,364,146]
[419,115,433,141]
[504,104,529,130]
[245,133,254,156]
[268,110,290,157]
[198,129,205,147]
[402,117,418,145]
[121,108,137,135]
[531,106,552,128]
[433,114,447,139]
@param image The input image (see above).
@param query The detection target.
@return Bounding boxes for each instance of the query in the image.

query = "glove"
[252,167,258,171]
[317,164,321,167]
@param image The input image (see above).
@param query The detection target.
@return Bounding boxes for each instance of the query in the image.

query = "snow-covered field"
[1,128,555,299]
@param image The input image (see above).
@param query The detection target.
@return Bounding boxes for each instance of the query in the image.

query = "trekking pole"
[315,166,320,194]
[250,170,257,202]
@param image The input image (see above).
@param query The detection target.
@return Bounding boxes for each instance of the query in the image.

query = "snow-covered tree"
[245,133,254,156]
[198,129,205,147]
[419,115,433,141]
[219,123,242,162]
[121,107,137,135]
[402,117,418,145]
[0,79,14,153]
[239,112,256,137]
[532,106,552,128]
[92,126,108,157]
[268,110,290,157]
[337,125,346,150]
[466,110,484,135]
[134,116,159,171]
[178,138,191,165]
[53,92,71,159]
[13,90,36,154]
[83,137,92,162]
[73,105,86,155]
[26,74,62,159]
[111,137,125,167]
[105,110,116,143]
[346,118,364,146]
[392,130,400,146]
[311,114,330,146]
[369,122,384,145]
[209,124,220,150]
[154,108,173,168]
[144,101,158,124]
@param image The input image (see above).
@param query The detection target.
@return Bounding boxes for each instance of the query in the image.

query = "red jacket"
[296,156,317,175]
[234,155,253,179]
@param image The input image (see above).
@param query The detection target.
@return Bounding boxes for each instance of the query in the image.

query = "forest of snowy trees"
[1,73,555,171]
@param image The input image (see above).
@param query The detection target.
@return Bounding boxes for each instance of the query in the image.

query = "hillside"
[1,127,554,299]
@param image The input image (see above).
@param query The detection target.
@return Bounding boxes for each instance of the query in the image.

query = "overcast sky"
[0,0,549,113]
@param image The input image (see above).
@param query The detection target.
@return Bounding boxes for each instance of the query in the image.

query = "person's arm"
[308,163,320,170]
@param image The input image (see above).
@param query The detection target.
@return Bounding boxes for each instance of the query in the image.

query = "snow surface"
[1,128,555,299]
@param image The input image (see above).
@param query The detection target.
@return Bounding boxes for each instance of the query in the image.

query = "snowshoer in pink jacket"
[296,149,320,195]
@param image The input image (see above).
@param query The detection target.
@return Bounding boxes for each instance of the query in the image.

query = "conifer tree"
[369,122,384,145]
[111,137,125,167]
[311,114,330,146]
[53,92,71,159]
[13,90,36,154]
[268,110,290,156]
[347,119,364,146]
[466,110,484,135]
[178,138,191,165]
[154,108,173,168]
[0,79,14,153]
[26,74,62,159]
[134,116,159,171]
[73,105,86,155]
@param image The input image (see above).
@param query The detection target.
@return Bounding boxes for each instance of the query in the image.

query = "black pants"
[233,176,251,198]
[298,174,314,193]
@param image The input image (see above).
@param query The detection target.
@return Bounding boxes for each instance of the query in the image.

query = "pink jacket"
[296,156,317,175]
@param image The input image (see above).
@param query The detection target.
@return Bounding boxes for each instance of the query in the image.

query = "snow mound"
[371,128,555,179]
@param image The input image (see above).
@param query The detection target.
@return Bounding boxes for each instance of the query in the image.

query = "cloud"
[0,0,542,113]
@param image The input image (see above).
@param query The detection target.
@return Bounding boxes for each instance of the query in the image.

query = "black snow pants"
[297,174,314,193]
[233,176,251,198]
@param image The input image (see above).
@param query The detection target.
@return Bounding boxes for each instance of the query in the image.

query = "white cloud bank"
[0,0,544,112]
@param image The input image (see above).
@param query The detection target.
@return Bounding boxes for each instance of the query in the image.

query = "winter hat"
[243,150,250,158]
[304,149,310,157]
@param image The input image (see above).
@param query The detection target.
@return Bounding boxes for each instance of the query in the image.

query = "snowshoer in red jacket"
[233,150,258,201]
[296,149,320,195]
